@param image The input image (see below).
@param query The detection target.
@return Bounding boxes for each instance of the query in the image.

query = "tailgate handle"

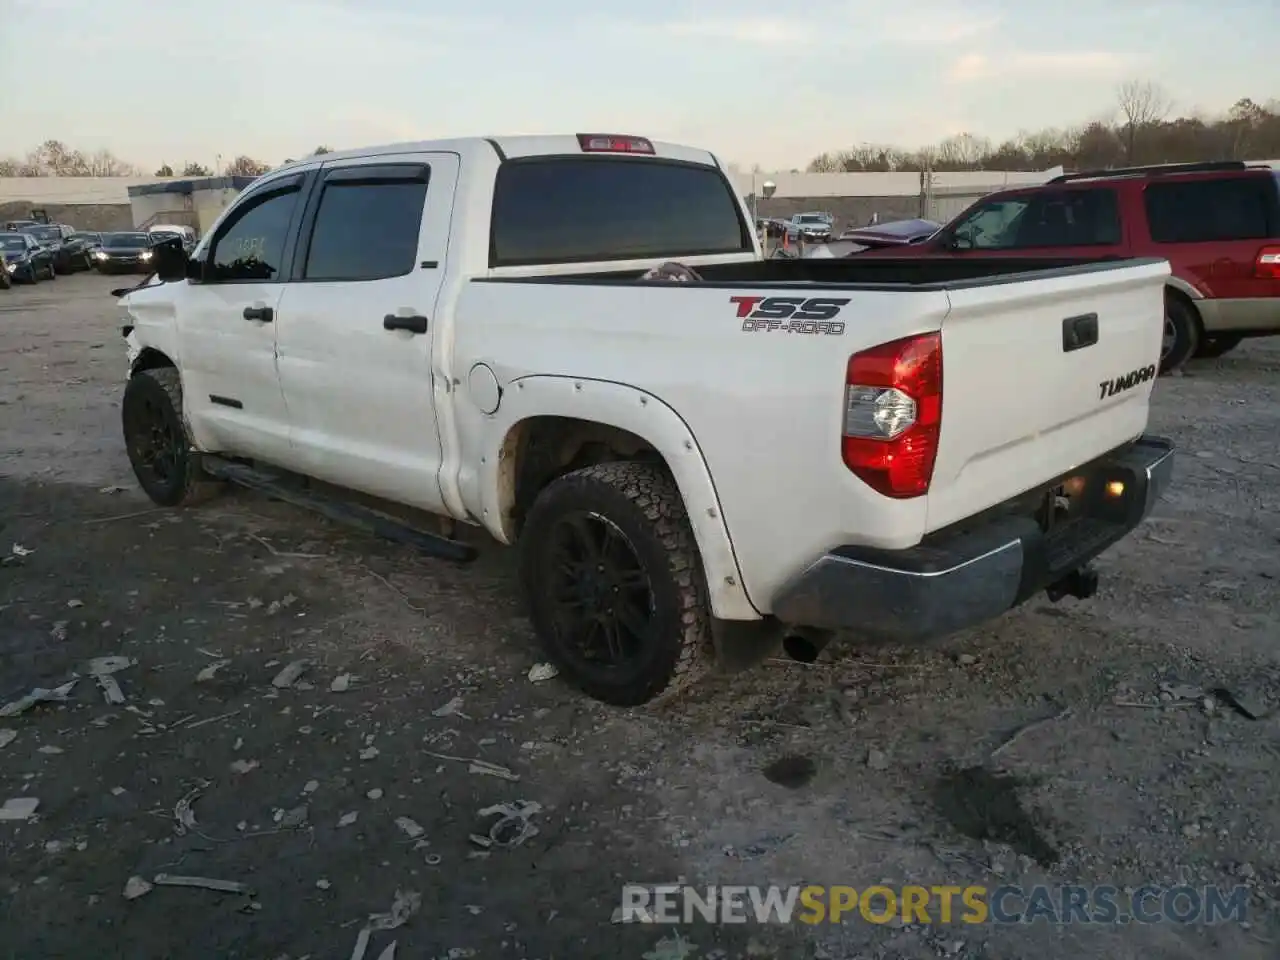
[1062,313,1099,353]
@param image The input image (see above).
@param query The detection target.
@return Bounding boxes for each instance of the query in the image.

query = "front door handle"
[384,314,429,334]
[243,305,273,323]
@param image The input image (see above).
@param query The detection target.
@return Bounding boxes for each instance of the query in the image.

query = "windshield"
[0,235,27,251]
[797,215,826,224]
[104,233,152,248]
[70,233,100,242]
[27,227,60,242]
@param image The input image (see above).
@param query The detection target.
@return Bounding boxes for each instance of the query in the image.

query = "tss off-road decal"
[731,296,850,335]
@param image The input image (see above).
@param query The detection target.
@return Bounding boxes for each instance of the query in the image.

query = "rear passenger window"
[490,158,751,266]
[1144,177,1278,243]
[303,167,429,282]
[951,190,1121,249]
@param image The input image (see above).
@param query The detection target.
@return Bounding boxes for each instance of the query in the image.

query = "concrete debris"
[359,746,380,761]
[338,811,359,827]
[67,599,84,608]
[349,890,421,960]
[271,660,309,689]
[316,878,332,890]
[196,660,231,683]
[366,788,384,800]
[0,729,15,750]
[642,933,699,960]
[0,680,78,719]
[280,805,310,828]
[1159,682,1203,701]
[37,745,64,755]
[477,800,542,849]
[1214,687,1270,720]
[867,748,889,770]
[0,797,40,821]
[123,876,153,900]
[96,674,126,705]
[50,621,69,641]
[527,662,559,683]
[302,780,320,795]
[431,695,467,718]
[11,543,34,557]
[229,760,259,775]
[173,789,200,835]
[153,873,252,895]
[329,674,353,693]
[394,817,425,840]
[98,485,129,494]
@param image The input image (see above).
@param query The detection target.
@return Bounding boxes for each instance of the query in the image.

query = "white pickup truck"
[119,133,1175,706]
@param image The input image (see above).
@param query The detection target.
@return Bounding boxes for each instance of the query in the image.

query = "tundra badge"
[1098,363,1156,400]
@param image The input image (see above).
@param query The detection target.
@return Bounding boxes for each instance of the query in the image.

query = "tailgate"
[926,259,1170,532]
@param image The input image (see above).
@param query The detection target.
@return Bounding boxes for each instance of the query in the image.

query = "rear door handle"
[384,314,429,334]
[1062,312,1098,353]
[243,305,273,323]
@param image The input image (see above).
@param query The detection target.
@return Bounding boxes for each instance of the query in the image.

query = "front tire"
[518,461,714,706]
[122,367,220,507]
[1161,295,1200,374]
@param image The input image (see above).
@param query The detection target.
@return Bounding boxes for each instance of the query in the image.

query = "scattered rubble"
[123,876,153,900]
[527,663,559,682]
[0,729,17,749]
[195,659,231,683]
[0,679,77,719]
[271,660,309,689]
[153,874,252,895]
[329,673,353,692]
[0,797,40,821]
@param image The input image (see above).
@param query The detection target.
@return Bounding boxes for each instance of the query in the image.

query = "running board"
[201,456,478,563]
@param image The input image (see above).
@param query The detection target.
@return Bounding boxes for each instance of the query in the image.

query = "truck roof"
[273,135,721,174]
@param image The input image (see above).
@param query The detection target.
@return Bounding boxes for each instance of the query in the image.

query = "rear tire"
[1161,295,1200,374]
[1194,334,1243,360]
[518,461,714,706]
[122,367,221,507]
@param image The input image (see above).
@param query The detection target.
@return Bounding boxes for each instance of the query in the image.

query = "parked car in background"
[149,225,197,253]
[806,218,944,259]
[787,212,835,243]
[93,232,155,273]
[3,220,40,231]
[859,161,1280,372]
[19,223,95,272]
[70,231,104,254]
[0,232,58,283]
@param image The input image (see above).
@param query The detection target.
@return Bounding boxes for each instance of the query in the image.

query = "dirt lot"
[2,273,1279,959]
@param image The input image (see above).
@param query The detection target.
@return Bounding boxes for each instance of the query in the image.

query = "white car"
[119,132,1175,706]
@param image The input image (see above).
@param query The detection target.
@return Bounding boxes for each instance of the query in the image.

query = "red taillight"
[841,332,942,499]
[1256,245,1280,279]
[576,134,655,155]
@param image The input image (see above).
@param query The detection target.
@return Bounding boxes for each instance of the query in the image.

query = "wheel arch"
[476,376,760,620]
[130,347,176,377]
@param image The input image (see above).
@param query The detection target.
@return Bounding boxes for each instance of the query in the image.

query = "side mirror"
[151,237,189,282]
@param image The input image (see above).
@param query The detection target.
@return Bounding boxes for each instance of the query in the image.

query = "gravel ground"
[1,273,1279,960]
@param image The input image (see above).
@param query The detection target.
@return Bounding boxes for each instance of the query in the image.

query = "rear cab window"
[1143,174,1280,242]
[489,157,751,266]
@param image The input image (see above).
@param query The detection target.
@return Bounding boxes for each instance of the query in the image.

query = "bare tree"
[155,164,175,177]
[84,149,139,176]
[934,133,993,170]
[312,145,333,155]
[181,162,212,177]
[225,155,270,177]
[1116,80,1171,162]
[0,158,20,176]
[806,152,842,173]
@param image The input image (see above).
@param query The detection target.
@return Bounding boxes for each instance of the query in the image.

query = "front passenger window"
[207,187,300,283]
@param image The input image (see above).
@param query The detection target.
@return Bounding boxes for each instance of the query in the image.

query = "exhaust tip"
[782,628,832,664]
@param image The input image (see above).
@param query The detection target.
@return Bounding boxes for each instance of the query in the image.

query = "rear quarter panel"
[451,279,950,613]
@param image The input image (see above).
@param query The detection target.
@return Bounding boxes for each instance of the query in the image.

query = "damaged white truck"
[119,133,1175,706]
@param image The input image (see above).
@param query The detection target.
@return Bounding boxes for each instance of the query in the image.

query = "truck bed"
[520,255,1142,288]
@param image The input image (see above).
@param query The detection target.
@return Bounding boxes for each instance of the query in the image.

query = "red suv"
[870,161,1280,372]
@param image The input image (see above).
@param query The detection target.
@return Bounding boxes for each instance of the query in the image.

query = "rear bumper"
[770,435,1174,642]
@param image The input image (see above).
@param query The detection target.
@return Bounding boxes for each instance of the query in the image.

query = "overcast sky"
[1,0,1275,172]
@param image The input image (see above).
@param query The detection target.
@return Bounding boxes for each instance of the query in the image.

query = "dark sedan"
[19,224,93,274]
[93,232,156,274]
[0,233,58,283]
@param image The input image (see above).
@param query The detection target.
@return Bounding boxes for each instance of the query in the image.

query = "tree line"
[0,142,336,179]
[808,82,1280,173]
